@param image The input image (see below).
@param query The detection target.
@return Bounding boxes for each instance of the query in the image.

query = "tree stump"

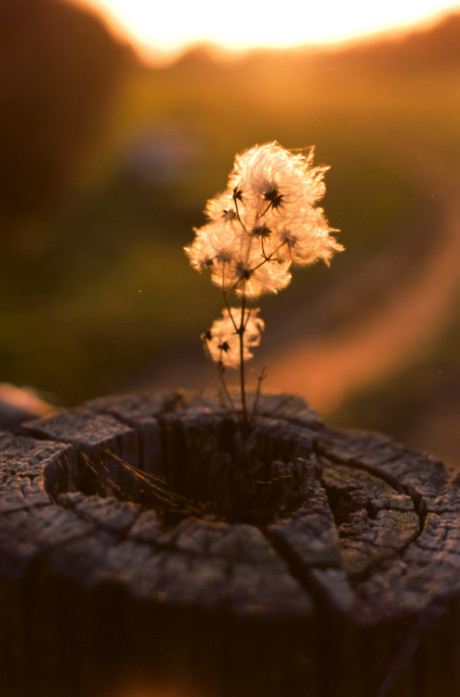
[0,390,459,697]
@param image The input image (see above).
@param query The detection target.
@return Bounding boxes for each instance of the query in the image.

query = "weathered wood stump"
[0,390,459,697]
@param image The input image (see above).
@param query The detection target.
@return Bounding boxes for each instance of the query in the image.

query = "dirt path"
[268,154,460,412]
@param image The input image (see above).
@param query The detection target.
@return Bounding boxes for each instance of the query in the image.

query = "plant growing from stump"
[185,141,343,424]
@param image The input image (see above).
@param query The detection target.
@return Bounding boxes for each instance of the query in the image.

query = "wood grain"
[0,390,458,697]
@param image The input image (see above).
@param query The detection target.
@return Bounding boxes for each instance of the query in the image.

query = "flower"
[186,142,344,422]
[185,215,292,297]
[228,141,329,216]
[202,308,264,368]
[204,190,237,222]
[274,207,343,267]
[185,141,343,299]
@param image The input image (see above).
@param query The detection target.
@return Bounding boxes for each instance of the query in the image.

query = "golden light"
[71,0,460,62]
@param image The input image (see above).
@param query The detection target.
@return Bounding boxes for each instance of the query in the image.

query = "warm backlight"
[72,0,460,62]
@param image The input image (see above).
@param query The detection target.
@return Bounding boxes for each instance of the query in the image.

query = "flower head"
[185,141,343,299]
[202,308,264,369]
[229,142,327,209]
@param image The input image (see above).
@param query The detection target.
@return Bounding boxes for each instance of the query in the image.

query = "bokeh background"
[1,0,459,467]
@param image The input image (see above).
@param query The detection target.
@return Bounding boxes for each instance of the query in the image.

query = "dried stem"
[250,363,267,422]
[233,194,249,235]
[217,364,238,419]
[239,290,248,423]
[222,289,238,332]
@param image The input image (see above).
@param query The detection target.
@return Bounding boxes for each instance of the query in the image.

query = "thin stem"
[239,290,248,423]
[221,264,238,329]
[242,305,253,330]
[259,200,273,219]
[252,240,287,272]
[261,236,269,261]
[216,364,238,419]
[250,363,267,422]
[222,289,239,332]
[223,239,288,296]
[233,195,249,235]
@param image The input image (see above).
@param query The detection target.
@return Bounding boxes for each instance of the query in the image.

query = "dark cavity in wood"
[30,398,317,527]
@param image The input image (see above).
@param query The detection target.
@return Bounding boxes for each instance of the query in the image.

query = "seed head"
[202,308,264,368]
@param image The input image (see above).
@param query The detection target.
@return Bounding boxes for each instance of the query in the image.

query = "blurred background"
[1,0,459,467]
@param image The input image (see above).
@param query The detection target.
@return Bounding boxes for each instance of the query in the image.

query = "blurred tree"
[0,0,135,228]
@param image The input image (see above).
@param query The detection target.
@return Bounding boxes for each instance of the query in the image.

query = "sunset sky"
[71,0,460,62]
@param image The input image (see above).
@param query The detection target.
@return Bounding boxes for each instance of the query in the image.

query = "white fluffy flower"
[228,141,329,216]
[186,141,343,299]
[273,207,343,267]
[185,216,291,296]
[204,190,237,222]
[202,308,264,368]
[185,218,241,275]
[186,142,344,418]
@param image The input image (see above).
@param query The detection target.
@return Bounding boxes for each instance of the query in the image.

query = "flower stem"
[222,289,238,332]
[217,364,238,419]
[233,195,249,235]
[239,291,248,423]
[250,363,267,423]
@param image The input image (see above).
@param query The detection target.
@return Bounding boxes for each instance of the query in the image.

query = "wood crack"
[0,390,458,697]
[315,442,427,555]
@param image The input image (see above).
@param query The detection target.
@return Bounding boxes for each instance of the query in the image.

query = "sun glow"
[73,0,460,63]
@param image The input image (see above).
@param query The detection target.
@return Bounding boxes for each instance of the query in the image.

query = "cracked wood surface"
[0,390,459,697]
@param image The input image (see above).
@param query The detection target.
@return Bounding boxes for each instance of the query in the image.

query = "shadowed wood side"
[0,390,458,697]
